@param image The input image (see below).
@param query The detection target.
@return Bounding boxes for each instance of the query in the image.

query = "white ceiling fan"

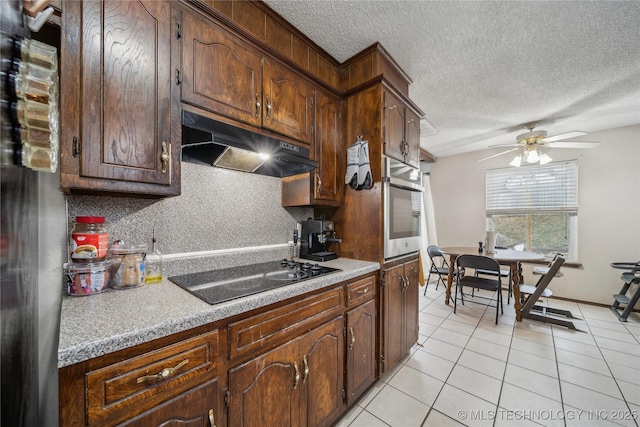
[479,122,601,166]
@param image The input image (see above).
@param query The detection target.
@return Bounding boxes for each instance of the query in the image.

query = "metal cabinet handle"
[161,141,170,174]
[209,409,216,427]
[136,358,189,383]
[316,175,322,194]
[399,275,408,292]
[255,93,261,118]
[356,287,369,295]
[72,136,80,157]
[303,355,309,383]
[349,327,355,350]
[266,96,272,119]
[293,361,300,389]
[175,69,181,86]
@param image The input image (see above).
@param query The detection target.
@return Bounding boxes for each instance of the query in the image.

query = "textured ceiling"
[262,0,640,158]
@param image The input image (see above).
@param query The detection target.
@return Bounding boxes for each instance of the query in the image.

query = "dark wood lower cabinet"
[381,256,419,373]
[300,318,345,427]
[228,338,300,427]
[119,379,218,427]
[346,298,376,406]
[228,317,344,427]
[59,275,382,427]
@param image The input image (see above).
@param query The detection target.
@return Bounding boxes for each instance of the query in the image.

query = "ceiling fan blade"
[540,131,587,143]
[546,141,601,149]
[488,143,519,148]
[477,147,520,162]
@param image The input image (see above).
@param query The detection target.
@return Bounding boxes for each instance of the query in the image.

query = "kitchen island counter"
[58,258,379,367]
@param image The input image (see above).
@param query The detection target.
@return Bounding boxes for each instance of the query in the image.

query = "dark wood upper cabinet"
[181,11,263,128]
[383,90,406,164]
[60,0,180,196]
[383,90,421,168]
[405,108,421,167]
[262,57,315,146]
[314,91,342,202]
[281,89,342,207]
[181,11,315,146]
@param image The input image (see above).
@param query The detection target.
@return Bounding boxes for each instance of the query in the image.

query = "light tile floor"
[335,283,640,427]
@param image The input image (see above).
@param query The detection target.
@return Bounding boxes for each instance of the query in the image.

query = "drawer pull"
[136,358,189,383]
[356,287,369,295]
[266,96,272,119]
[161,141,170,174]
[293,361,300,389]
[303,355,309,383]
[209,409,216,427]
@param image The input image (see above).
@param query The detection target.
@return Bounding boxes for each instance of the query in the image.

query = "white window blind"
[486,160,578,215]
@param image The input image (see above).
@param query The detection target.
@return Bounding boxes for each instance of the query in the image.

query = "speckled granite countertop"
[58,258,379,368]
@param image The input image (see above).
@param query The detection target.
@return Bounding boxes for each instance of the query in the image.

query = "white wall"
[429,124,640,304]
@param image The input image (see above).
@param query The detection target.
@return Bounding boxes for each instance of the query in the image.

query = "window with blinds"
[486,160,578,259]
[486,160,578,215]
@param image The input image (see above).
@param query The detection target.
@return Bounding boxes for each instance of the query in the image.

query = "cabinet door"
[346,299,376,406]
[119,379,218,427]
[181,12,263,128]
[313,90,342,203]
[403,260,420,354]
[383,90,406,163]
[381,264,405,371]
[299,317,345,427]
[263,57,315,146]
[405,108,421,168]
[79,0,173,186]
[228,339,300,427]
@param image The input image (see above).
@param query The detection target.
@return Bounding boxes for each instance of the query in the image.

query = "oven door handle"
[384,177,424,192]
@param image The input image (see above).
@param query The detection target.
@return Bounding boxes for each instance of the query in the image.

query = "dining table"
[440,246,545,321]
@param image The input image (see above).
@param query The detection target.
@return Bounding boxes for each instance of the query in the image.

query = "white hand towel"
[357,139,372,190]
[345,140,360,189]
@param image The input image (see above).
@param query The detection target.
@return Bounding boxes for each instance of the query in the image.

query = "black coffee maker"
[300,219,341,262]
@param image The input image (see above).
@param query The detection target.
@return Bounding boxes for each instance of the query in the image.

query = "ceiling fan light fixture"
[509,154,522,167]
[516,130,547,145]
[539,152,552,165]
[526,149,540,164]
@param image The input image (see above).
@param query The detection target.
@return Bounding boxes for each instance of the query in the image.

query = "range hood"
[182,110,317,177]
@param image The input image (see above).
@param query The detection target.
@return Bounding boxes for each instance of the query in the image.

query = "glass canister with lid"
[69,216,109,262]
[109,242,148,289]
[65,258,120,296]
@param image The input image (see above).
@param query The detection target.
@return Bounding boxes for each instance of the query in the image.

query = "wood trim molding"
[419,148,436,163]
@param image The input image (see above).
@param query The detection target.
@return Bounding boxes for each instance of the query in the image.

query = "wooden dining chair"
[454,254,503,324]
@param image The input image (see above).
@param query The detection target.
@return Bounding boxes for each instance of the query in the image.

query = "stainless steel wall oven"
[383,157,424,260]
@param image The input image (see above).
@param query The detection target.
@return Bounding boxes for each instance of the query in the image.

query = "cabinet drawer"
[346,275,376,308]
[229,287,344,359]
[86,330,218,425]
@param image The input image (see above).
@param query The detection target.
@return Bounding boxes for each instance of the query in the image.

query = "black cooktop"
[169,259,341,305]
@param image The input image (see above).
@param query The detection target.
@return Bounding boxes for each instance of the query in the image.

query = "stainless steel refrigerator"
[1,1,65,426]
